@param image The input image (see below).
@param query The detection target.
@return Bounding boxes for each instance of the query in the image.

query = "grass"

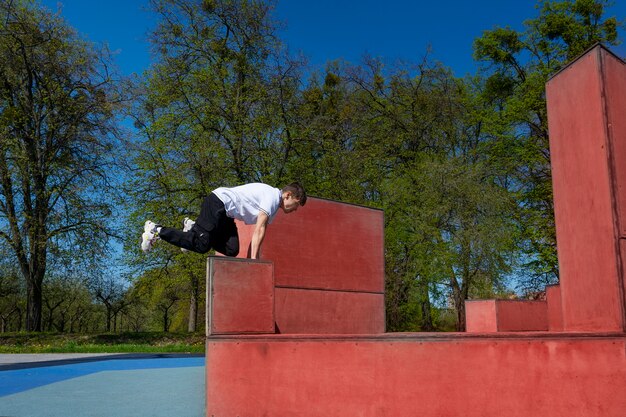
[0,332,205,354]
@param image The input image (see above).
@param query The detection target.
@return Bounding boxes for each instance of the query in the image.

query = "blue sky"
[40,0,626,78]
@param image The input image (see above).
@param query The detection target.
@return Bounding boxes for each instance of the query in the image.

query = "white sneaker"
[141,220,159,253]
[180,217,195,252]
[183,217,195,232]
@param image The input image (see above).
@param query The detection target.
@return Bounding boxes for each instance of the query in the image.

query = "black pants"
[158,193,239,256]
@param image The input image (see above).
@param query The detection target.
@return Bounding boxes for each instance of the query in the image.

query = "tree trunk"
[452,282,469,332]
[106,308,112,332]
[455,296,466,332]
[418,279,435,331]
[26,278,43,332]
[188,279,198,333]
[163,310,169,332]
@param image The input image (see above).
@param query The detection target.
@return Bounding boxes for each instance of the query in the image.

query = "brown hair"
[282,182,307,206]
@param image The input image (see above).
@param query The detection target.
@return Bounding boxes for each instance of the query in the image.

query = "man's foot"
[180,217,195,252]
[141,220,160,253]
[183,217,195,232]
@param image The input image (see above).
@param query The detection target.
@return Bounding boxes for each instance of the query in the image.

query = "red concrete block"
[274,287,385,334]
[466,300,548,332]
[465,300,497,333]
[206,334,626,417]
[546,45,626,332]
[206,257,275,335]
[546,284,563,331]
[496,300,548,331]
[225,198,384,293]
[262,197,385,293]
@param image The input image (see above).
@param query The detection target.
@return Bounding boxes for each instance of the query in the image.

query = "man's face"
[281,192,301,214]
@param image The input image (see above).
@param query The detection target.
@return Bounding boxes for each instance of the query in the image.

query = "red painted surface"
[206,334,626,417]
[233,222,254,258]
[262,198,385,293]
[546,46,626,332]
[546,285,563,331]
[275,287,385,334]
[621,239,626,321]
[465,301,497,332]
[496,300,548,331]
[206,257,274,335]
[466,300,548,332]
[229,198,384,293]
[602,50,626,238]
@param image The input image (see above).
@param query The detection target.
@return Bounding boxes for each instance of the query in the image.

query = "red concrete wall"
[466,300,548,332]
[603,51,626,322]
[603,50,626,237]
[496,300,548,331]
[206,257,274,335]
[275,288,384,334]
[546,285,563,331]
[232,198,384,292]
[206,334,626,417]
[233,222,254,258]
[262,197,384,293]
[546,46,626,332]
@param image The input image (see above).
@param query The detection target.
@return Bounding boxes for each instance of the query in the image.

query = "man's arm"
[250,211,269,259]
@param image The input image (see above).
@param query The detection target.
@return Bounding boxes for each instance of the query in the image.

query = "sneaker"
[180,217,195,252]
[141,220,159,253]
[183,217,195,232]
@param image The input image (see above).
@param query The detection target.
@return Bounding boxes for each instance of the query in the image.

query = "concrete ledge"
[206,333,626,416]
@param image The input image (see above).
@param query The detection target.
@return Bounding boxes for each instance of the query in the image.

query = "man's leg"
[211,218,240,257]
[159,226,211,253]
[156,193,223,254]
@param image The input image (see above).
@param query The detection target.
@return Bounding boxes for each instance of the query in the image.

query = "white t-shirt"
[213,183,282,225]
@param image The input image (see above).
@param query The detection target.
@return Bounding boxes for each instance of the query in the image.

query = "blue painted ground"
[0,355,205,417]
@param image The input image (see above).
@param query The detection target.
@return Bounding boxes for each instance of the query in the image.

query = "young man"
[141,182,306,259]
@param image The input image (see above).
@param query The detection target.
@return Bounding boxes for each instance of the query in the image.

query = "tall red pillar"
[546,45,626,332]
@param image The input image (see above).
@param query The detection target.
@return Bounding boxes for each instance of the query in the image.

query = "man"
[141,182,306,259]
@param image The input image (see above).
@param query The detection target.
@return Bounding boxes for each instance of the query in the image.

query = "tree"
[131,0,302,197]
[472,0,623,290]
[42,274,92,332]
[0,265,23,332]
[335,55,520,331]
[125,0,306,331]
[93,276,131,332]
[0,0,123,331]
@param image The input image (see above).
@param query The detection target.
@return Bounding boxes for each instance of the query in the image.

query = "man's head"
[280,182,307,213]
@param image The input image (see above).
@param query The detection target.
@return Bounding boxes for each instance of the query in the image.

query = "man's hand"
[250,211,269,259]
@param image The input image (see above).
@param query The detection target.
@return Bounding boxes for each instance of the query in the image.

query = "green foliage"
[0,0,124,331]
[472,0,623,291]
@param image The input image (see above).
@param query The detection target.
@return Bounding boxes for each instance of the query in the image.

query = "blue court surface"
[0,354,205,417]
